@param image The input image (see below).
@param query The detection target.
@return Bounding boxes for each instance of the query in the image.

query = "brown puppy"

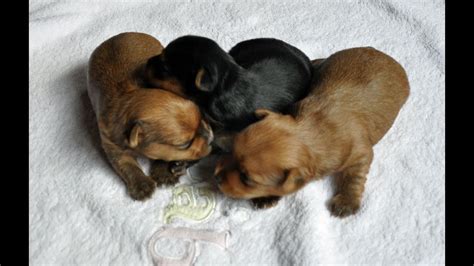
[87,32,213,201]
[214,47,410,216]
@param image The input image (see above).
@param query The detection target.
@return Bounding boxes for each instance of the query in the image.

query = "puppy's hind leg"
[329,149,373,218]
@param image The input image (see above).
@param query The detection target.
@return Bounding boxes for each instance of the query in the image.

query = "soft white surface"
[29,0,445,265]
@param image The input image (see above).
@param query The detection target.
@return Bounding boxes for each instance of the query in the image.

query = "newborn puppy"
[145,36,312,150]
[87,32,213,201]
[214,47,410,216]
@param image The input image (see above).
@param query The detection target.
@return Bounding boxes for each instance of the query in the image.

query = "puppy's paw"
[156,175,180,187]
[329,194,360,218]
[128,177,156,201]
[150,161,182,187]
[252,196,281,209]
[169,161,188,177]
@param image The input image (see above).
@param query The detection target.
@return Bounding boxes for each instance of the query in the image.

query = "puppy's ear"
[146,54,161,66]
[255,109,276,119]
[146,55,161,71]
[195,67,217,92]
[280,168,310,194]
[128,121,144,148]
[146,54,169,77]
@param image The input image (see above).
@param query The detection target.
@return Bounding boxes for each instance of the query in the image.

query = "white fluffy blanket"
[29,0,445,264]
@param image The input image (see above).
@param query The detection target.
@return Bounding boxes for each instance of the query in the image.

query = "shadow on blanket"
[64,63,111,170]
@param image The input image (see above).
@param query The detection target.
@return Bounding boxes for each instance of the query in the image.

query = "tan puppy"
[87,32,213,201]
[214,47,410,217]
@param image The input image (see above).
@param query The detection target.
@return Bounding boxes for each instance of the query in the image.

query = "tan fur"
[87,32,213,201]
[146,74,186,97]
[215,47,410,217]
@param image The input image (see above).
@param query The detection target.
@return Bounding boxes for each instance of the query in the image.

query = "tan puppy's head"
[126,89,213,161]
[214,109,314,199]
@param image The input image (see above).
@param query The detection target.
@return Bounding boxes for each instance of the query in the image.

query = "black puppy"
[146,35,312,150]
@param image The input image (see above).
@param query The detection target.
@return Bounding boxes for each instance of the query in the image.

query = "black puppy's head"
[146,35,233,96]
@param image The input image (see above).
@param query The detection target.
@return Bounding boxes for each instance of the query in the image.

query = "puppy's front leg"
[101,137,156,201]
[252,196,281,209]
[329,150,373,218]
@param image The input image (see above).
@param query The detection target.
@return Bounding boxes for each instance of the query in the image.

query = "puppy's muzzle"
[198,120,214,144]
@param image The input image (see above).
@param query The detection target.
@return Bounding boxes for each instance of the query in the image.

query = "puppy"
[87,32,213,201]
[145,36,312,150]
[214,47,410,216]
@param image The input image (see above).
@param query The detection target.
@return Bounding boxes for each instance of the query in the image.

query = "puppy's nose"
[214,173,223,184]
[213,160,225,184]
[198,120,214,144]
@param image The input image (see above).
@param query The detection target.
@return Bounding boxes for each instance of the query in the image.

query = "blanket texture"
[29,0,445,265]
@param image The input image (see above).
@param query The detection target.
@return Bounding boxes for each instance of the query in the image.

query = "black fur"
[146,35,312,132]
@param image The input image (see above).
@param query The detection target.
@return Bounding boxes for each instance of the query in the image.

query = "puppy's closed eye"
[175,139,193,150]
[279,170,290,185]
[239,171,251,186]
